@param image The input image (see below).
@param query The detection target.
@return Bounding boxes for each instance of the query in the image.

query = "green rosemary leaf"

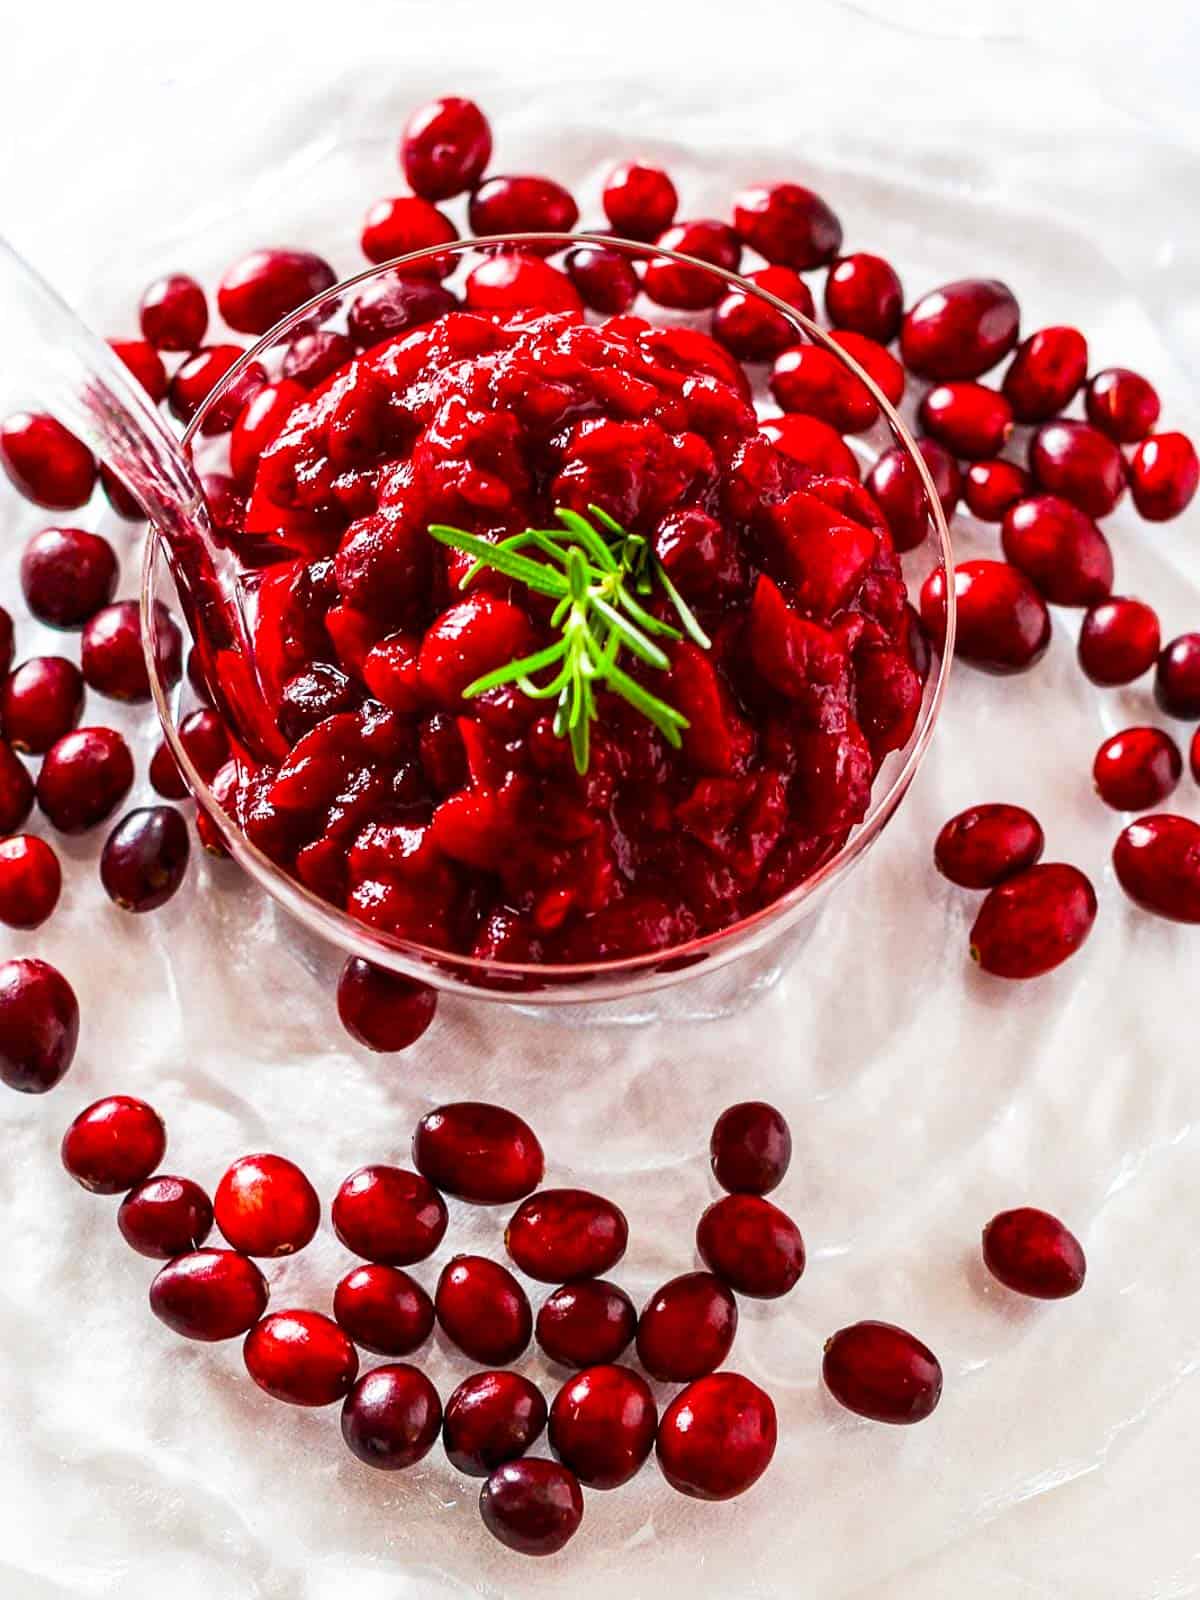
[655,559,713,650]
[586,503,625,540]
[428,525,569,598]
[589,595,671,670]
[604,660,688,745]
[614,583,683,641]
[463,639,569,697]
[558,507,620,569]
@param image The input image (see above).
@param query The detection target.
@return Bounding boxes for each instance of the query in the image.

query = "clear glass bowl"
[143,234,954,1008]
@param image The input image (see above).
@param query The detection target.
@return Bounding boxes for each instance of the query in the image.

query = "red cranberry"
[1193,727,1200,786]
[711,265,815,362]
[920,560,1051,674]
[1085,367,1160,443]
[139,273,209,350]
[901,279,1019,380]
[970,863,1098,978]
[360,194,458,267]
[0,609,12,678]
[100,806,190,912]
[347,272,458,347]
[229,379,307,488]
[760,414,860,482]
[331,1164,447,1265]
[401,97,492,201]
[636,1271,738,1382]
[464,252,583,314]
[829,329,906,407]
[733,182,842,268]
[0,835,60,929]
[280,328,356,388]
[1129,431,1199,522]
[656,1372,777,1500]
[61,1094,165,1194]
[548,1364,656,1490]
[150,1249,269,1340]
[150,708,230,800]
[1000,494,1113,607]
[0,742,35,834]
[443,1371,548,1476]
[335,958,437,1052]
[710,1100,792,1194]
[435,1255,533,1364]
[1029,420,1126,518]
[413,1101,544,1204]
[564,245,639,314]
[468,174,579,243]
[536,1280,637,1368]
[333,1264,434,1356]
[602,162,678,240]
[1155,633,1200,718]
[696,1193,805,1298]
[168,346,253,425]
[919,382,1012,459]
[983,1207,1086,1298]
[2,658,84,753]
[1094,726,1182,811]
[864,447,932,552]
[1079,597,1161,686]
[217,249,336,336]
[1113,814,1200,922]
[0,413,96,510]
[99,468,144,518]
[118,1176,214,1258]
[37,726,134,833]
[823,1322,942,1424]
[504,1189,628,1283]
[479,1458,584,1557]
[824,252,903,341]
[643,220,742,310]
[214,1153,320,1257]
[341,1363,442,1469]
[917,436,963,517]
[964,459,1032,522]
[1001,326,1088,421]
[244,1310,358,1406]
[109,338,168,403]
[82,600,182,703]
[770,344,880,434]
[21,527,118,628]
[0,957,77,1092]
[934,804,1044,889]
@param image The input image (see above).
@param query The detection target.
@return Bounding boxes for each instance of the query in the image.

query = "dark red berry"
[504,1189,628,1283]
[536,1280,637,1368]
[37,726,134,833]
[709,1100,792,1194]
[1002,326,1088,421]
[602,162,678,241]
[0,413,96,510]
[168,346,258,426]
[920,560,1051,674]
[1093,727,1182,811]
[548,1364,656,1490]
[435,1255,532,1365]
[150,708,230,799]
[1000,495,1113,607]
[401,97,492,201]
[360,194,457,267]
[919,381,1012,459]
[733,182,842,268]
[1085,367,1160,443]
[82,600,181,703]
[468,174,579,242]
[824,252,903,343]
[901,279,1019,380]
[110,338,168,402]
[61,1094,165,1194]
[643,220,741,310]
[335,957,437,1051]
[934,804,1044,889]
[412,1102,543,1204]
[118,1176,214,1258]
[770,343,881,434]
[280,328,357,388]
[696,1193,805,1298]
[970,864,1098,978]
[331,1164,447,1265]
[20,527,118,629]
[711,265,814,362]
[823,1321,942,1424]
[217,249,337,336]
[333,1264,434,1356]
[963,459,1032,522]
[1155,633,1200,718]
[0,834,61,928]
[139,273,209,351]
[656,1372,777,1500]
[479,1458,584,1557]
[244,1310,358,1406]
[347,272,457,347]
[0,742,33,835]
[982,1207,1086,1298]
[149,1249,269,1341]
[1029,420,1126,519]
[636,1271,737,1383]
[341,1364,442,1469]
[1112,814,1200,922]
[0,957,78,1092]
[100,806,190,912]
[443,1371,548,1476]
[2,658,84,754]
[214,1153,320,1257]
[1078,597,1160,686]
[1129,431,1199,522]
[564,245,639,314]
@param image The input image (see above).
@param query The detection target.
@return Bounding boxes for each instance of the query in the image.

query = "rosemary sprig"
[428,505,711,773]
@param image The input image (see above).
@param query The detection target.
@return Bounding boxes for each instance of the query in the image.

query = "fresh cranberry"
[20,527,118,629]
[2,658,84,753]
[347,272,458,347]
[733,182,842,268]
[602,162,678,240]
[468,175,579,243]
[110,338,168,403]
[139,273,209,350]
[1129,431,1199,522]
[1155,633,1200,718]
[760,414,860,482]
[280,328,356,388]
[1112,814,1200,922]
[81,600,179,702]
[150,708,230,800]
[0,958,77,1093]
[983,1207,1086,1298]
[548,1364,656,1491]
[824,252,903,342]
[919,382,1012,459]
[0,835,60,929]
[536,1280,637,1368]
[214,1153,320,1257]
[636,1271,737,1382]
[100,468,146,520]
[149,1249,269,1340]
[1029,420,1126,518]
[1085,367,1160,443]
[1193,727,1200,786]
[643,220,742,309]
[100,805,189,912]
[0,413,96,510]
[341,1363,442,1468]
[118,1176,214,1258]
[0,609,12,679]
[1078,598,1161,686]
[657,1372,777,1500]
[229,379,306,488]
[1093,726,1182,811]
[333,1263,434,1356]
[360,194,458,267]
[413,1102,543,1204]
[970,863,1098,977]
[168,345,254,425]
[864,447,932,552]
[464,252,583,315]
[934,804,1044,888]
[964,459,1032,522]
[921,560,1051,674]
[828,329,906,407]
[823,1321,942,1424]
[217,249,336,336]
[709,1100,792,1194]
[436,1254,533,1364]
[336,958,438,1052]
[564,245,639,314]
[443,1371,548,1476]
[901,279,1019,380]
[479,1458,584,1556]
[504,1189,628,1283]
[1001,326,1088,421]
[771,344,880,434]
[331,1164,447,1264]
[696,1193,805,1298]
[36,727,133,834]
[61,1094,166,1194]
[0,742,34,834]
[1000,494,1113,607]
[401,96,492,201]
[195,758,237,857]
[917,436,963,517]
[244,1309,359,1406]
[711,265,814,362]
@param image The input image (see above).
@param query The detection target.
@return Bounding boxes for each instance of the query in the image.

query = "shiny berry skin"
[636,1271,738,1383]
[824,252,903,342]
[82,600,181,703]
[643,220,742,310]
[823,1322,942,1424]
[360,194,457,267]
[341,1364,442,1469]
[150,708,230,799]
[0,610,12,679]
[0,834,60,929]
[564,245,639,314]
[443,1371,548,1476]
[829,329,906,406]
[109,338,168,403]
[505,1189,628,1283]
[964,459,1032,522]
[244,1310,358,1406]
[1078,598,1161,686]
[36,727,134,833]
[464,252,583,315]
[348,272,458,348]
[0,742,33,835]
[970,863,1098,978]
[167,345,252,424]
[436,1255,532,1365]
[901,279,1019,381]
[917,436,963,518]
[1000,494,1113,607]
[20,527,118,629]
[1155,633,1200,718]
[710,1100,792,1194]
[711,265,815,362]
[733,182,842,268]
[100,806,190,912]
[982,1207,1086,1298]
[0,957,78,1093]
[0,413,96,510]
[920,560,1051,674]
[1001,326,1088,421]
[863,447,934,552]
[61,1095,165,1194]
[2,658,84,753]
[214,1153,320,1258]
[1029,420,1126,518]
[548,1364,656,1490]
[696,1193,805,1298]
[335,957,437,1052]
[1193,727,1200,785]
[479,1458,584,1557]
[468,175,579,243]
[280,328,356,388]
[602,162,678,241]
[1093,726,1182,811]
[919,382,1012,459]
[770,344,880,434]
[139,273,209,350]
[536,1280,637,1368]
[1112,814,1200,922]
[118,1176,214,1258]
[217,249,337,336]
[1085,367,1160,443]
[229,379,306,488]
[413,1101,543,1204]
[401,96,492,201]
[1129,431,1199,522]
[934,804,1044,889]
[760,413,860,483]
[333,1264,434,1356]
[331,1164,447,1265]
[149,1249,269,1341]
[656,1373,777,1500]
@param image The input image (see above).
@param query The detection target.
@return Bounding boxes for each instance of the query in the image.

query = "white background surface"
[2,1,1200,1595]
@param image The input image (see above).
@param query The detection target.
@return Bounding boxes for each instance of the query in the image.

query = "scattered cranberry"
[2,658,84,754]
[149,1249,269,1341]
[60,1094,165,1194]
[244,1309,359,1406]
[436,1255,533,1364]
[1129,431,1199,522]
[37,726,134,833]
[214,1153,320,1257]
[711,266,815,362]
[771,344,880,434]
[970,863,1098,978]
[709,1100,792,1194]
[920,560,1051,674]
[443,1371,548,1477]
[464,250,584,315]
[733,182,842,268]
[761,413,860,483]
[829,329,906,407]
[1078,597,1161,686]
[341,1363,442,1469]
[0,957,78,1093]
[636,1271,738,1382]
[901,279,1019,380]
[100,806,190,912]
[479,1458,584,1557]
[335,957,437,1052]
[564,245,639,314]
[413,1101,543,1204]
[401,96,492,201]
[217,249,337,336]
[468,174,579,242]
[331,1164,447,1265]
[696,1193,805,1298]
[1193,727,1200,785]
[100,469,145,519]
[347,272,458,346]
[657,1372,777,1500]
[0,834,61,929]
[150,708,230,800]
[504,1189,628,1283]
[0,742,34,834]
[82,600,181,703]
[536,1280,637,1368]
[964,459,1032,522]
[168,346,253,425]
[1155,633,1200,718]
[109,338,168,403]
[118,1176,214,1258]
[360,194,458,267]
[1093,726,1182,811]
[643,220,742,310]
[823,1321,942,1424]
[602,161,678,240]
[824,252,903,343]
[333,1264,434,1357]
[1112,814,1200,922]
[983,1207,1086,1298]
[548,1364,656,1491]
[1029,420,1126,518]
[281,328,356,388]
[864,447,932,552]
[139,273,209,350]
[20,527,118,629]
[934,804,1044,889]
[1085,367,1160,443]
[919,382,1012,459]
[0,609,12,679]
[1000,495,1113,607]
[0,413,96,510]
[1001,326,1088,421]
